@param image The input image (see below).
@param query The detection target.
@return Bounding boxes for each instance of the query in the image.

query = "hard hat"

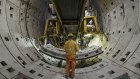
[68,33,74,37]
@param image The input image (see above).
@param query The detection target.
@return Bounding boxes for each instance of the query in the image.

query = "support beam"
[84,20,87,33]
[44,19,49,36]
[79,0,88,26]
[93,16,99,33]
[51,0,62,25]
[84,16,100,33]
[78,0,88,36]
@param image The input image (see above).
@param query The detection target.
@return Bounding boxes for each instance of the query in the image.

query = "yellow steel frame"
[44,19,59,35]
[80,0,88,30]
[38,19,49,45]
[84,16,99,33]
[40,19,60,45]
[44,19,49,36]
[84,20,87,33]
[56,21,59,34]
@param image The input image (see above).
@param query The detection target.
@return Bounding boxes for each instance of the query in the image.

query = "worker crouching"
[64,33,79,79]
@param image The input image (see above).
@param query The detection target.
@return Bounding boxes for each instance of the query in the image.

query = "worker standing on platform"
[64,33,79,79]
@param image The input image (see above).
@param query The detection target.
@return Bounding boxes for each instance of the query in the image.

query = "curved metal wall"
[0,0,140,79]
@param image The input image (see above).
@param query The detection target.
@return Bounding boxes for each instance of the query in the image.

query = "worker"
[64,33,79,79]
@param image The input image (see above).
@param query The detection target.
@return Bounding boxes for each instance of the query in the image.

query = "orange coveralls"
[64,39,79,78]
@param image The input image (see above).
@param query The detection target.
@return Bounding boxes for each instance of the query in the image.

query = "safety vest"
[64,40,79,55]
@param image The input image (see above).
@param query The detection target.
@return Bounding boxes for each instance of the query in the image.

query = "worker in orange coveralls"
[64,33,79,79]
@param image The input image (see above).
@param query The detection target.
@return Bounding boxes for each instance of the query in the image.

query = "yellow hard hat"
[68,33,74,37]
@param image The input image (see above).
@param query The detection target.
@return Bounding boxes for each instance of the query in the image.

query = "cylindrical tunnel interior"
[0,0,140,79]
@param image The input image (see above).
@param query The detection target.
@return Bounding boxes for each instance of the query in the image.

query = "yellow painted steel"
[93,16,99,33]
[38,19,49,45]
[84,20,87,33]
[80,0,88,28]
[56,21,59,34]
[84,16,99,33]
[44,19,49,36]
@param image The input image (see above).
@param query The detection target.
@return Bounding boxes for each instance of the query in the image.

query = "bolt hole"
[106,52,109,55]
[118,30,121,33]
[16,38,19,41]
[113,11,116,14]
[5,37,9,41]
[21,13,23,15]
[112,32,114,34]
[109,48,112,51]
[10,14,13,18]
[0,9,1,14]
[128,28,132,32]
[132,6,135,10]
[22,61,27,65]
[0,61,7,66]
[111,2,114,5]
[7,67,15,73]
[120,58,126,62]
[10,7,13,11]
[130,0,134,2]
